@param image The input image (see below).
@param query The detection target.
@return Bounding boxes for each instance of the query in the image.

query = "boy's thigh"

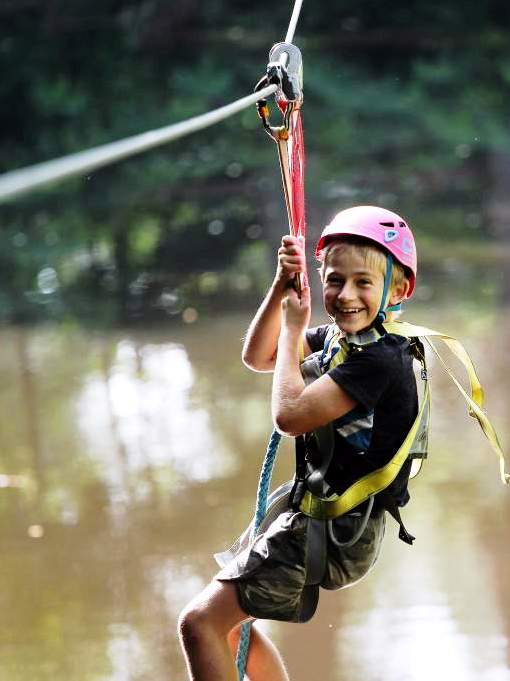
[216,511,314,623]
[215,509,386,622]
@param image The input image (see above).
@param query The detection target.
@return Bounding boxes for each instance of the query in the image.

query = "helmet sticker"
[384,229,399,243]
[402,237,414,254]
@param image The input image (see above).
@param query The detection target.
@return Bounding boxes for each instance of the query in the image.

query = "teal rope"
[236,428,282,680]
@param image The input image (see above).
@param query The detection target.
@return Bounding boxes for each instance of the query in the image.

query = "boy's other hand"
[281,285,311,333]
[276,235,306,285]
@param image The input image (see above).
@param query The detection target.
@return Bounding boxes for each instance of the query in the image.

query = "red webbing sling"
[255,41,308,288]
[281,102,308,287]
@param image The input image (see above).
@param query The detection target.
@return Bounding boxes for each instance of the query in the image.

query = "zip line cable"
[0,0,304,204]
[285,0,303,43]
[0,84,277,204]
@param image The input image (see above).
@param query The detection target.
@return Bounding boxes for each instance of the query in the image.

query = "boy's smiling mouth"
[337,307,364,314]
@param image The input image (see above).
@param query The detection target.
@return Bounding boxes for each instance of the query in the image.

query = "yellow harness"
[298,320,508,524]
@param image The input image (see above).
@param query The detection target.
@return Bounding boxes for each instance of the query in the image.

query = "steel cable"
[0,0,305,204]
[0,84,277,203]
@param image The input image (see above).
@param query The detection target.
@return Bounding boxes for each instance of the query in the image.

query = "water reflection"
[0,305,509,681]
[77,339,230,492]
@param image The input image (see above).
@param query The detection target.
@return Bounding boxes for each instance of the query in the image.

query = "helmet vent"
[399,221,407,228]
[379,221,394,227]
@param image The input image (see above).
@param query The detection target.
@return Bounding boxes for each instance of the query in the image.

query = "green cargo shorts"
[215,502,385,623]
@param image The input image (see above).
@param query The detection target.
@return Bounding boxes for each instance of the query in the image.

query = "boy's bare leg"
[179,580,243,681]
[228,623,290,681]
[178,580,289,681]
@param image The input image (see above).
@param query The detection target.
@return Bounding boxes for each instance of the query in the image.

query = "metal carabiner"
[254,42,303,139]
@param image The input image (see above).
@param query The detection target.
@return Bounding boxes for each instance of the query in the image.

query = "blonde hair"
[317,236,407,292]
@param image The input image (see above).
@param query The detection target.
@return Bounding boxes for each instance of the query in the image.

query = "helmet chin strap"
[376,254,396,324]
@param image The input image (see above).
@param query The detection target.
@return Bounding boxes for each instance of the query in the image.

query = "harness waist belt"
[299,491,345,520]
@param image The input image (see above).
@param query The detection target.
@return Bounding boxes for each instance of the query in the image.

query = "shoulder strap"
[383,320,509,485]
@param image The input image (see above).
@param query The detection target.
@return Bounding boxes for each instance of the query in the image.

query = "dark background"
[2,0,510,324]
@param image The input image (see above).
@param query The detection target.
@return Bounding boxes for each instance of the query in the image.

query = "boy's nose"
[337,282,356,300]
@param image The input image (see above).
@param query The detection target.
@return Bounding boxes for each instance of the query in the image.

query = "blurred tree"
[0,0,509,322]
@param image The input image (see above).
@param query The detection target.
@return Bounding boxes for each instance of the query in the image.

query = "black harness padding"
[289,434,308,511]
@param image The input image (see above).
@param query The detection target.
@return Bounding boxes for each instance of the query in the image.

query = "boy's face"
[322,245,385,334]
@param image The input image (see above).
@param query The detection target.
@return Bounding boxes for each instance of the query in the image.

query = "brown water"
[0,304,509,681]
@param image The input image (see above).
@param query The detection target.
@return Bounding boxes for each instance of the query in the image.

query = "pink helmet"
[315,206,417,298]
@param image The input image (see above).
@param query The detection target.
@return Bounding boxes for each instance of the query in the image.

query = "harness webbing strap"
[299,316,508,534]
[299,378,430,518]
[384,321,484,404]
[383,320,509,485]
[296,325,428,541]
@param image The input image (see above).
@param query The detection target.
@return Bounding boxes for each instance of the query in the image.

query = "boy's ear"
[389,279,410,305]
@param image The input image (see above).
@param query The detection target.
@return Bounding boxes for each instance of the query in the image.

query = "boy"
[178,206,419,681]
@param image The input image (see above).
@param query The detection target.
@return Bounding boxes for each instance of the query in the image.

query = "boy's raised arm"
[241,277,287,372]
[242,235,309,372]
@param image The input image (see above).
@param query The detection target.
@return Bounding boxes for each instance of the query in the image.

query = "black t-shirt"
[305,325,418,506]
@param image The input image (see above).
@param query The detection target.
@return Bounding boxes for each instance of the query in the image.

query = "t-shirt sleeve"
[327,342,397,410]
[305,325,329,354]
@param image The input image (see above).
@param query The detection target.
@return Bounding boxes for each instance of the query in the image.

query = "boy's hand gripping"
[281,284,311,335]
[277,235,307,295]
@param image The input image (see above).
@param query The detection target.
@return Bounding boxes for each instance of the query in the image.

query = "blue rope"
[236,428,282,680]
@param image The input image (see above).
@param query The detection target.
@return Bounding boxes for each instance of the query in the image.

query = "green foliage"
[1,1,510,322]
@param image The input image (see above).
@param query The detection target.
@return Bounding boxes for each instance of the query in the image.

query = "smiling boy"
[178,206,420,681]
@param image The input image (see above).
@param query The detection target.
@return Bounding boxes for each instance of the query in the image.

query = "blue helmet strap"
[386,302,402,313]
[376,254,394,323]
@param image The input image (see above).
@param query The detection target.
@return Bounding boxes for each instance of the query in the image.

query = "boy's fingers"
[281,237,303,253]
[299,285,311,305]
[279,251,302,261]
[279,260,305,275]
[279,250,303,262]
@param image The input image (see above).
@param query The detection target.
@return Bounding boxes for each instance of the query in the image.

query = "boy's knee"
[177,602,207,646]
[178,590,226,646]
[177,580,245,647]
